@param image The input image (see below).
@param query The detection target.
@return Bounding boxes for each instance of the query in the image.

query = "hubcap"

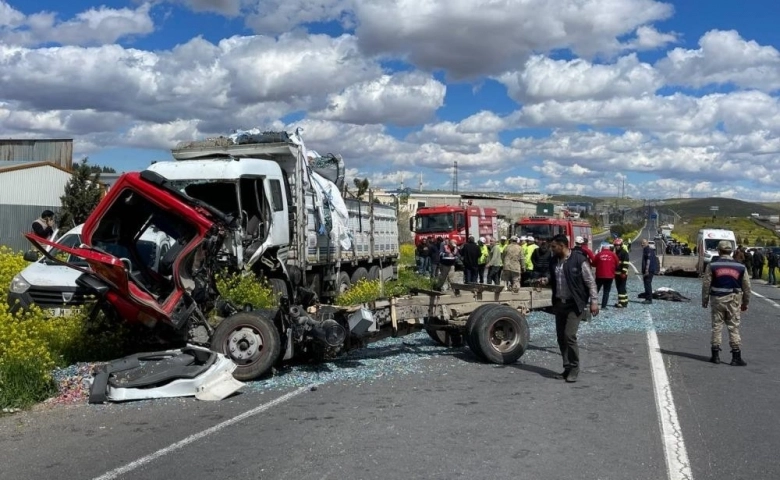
[226,327,264,363]
[488,318,520,353]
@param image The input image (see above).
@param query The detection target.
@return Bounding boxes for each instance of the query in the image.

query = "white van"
[697,228,737,274]
[8,224,174,315]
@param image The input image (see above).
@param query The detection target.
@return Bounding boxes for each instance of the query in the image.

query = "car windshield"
[415,213,454,233]
[704,239,735,251]
[44,233,88,266]
[95,240,159,269]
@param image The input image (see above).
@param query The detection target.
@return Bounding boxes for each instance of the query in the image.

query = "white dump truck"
[162,129,400,301]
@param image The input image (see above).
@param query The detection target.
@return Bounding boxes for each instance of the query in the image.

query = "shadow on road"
[659,348,711,363]
[508,362,562,380]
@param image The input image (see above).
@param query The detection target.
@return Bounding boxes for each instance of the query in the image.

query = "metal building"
[0,162,73,252]
[0,139,74,170]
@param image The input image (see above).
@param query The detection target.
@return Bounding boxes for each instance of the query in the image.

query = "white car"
[8,224,174,315]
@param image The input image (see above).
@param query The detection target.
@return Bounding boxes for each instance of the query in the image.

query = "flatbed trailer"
[335,283,554,366]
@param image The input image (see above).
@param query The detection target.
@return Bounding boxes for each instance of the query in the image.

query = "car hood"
[17,261,84,288]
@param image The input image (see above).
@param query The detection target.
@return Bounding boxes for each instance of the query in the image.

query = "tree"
[59,158,104,229]
[88,165,116,174]
[353,178,370,199]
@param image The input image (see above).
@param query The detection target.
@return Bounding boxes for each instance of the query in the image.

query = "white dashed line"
[91,385,312,480]
[646,311,693,480]
[751,290,780,308]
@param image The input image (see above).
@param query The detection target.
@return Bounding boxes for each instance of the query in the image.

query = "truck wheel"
[211,311,281,381]
[269,278,288,305]
[367,265,381,281]
[425,317,464,347]
[351,267,368,284]
[337,271,351,294]
[470,305,529,364]
[464,304,503,360]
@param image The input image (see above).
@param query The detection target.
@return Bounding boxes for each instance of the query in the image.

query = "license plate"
[50,307,74,317]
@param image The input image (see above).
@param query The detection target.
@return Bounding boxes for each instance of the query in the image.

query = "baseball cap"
[527,236,535,242]
[509,235,518,242]
[717,240,733,252]
[575,235,585,244]
[500,235,507,240]
[479,236,486,243]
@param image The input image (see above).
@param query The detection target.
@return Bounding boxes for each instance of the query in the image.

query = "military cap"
[717,240,733,252]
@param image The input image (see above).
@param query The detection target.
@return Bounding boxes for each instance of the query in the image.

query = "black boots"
[730,349,747,366]
[710,346,721,364]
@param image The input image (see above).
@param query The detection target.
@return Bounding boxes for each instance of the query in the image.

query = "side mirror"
[23,251,39,262]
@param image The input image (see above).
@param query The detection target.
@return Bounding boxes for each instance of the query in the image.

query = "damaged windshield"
[168,180,240,219]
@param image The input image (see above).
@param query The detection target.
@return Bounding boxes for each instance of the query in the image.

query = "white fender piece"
[89,345,245,404]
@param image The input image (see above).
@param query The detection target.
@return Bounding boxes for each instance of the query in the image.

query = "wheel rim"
[224,326,265,365]
[488,317,520,353]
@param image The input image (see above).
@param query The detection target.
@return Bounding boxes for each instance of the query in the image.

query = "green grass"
[0,359,57,410]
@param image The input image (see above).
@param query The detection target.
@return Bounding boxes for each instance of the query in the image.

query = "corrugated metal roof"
[0,160,43,171]
[0,139,73,170]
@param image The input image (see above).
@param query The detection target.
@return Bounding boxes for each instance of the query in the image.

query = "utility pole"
[452,160,458,194]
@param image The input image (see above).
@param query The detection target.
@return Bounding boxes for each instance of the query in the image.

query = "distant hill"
[548,194,605,205]
[657,197,780,219]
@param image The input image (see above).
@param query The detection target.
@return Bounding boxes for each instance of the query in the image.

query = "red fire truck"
[411,205,498,246]
[513,216,592,249]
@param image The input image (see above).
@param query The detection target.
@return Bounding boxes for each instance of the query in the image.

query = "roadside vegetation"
[670,217,780,247]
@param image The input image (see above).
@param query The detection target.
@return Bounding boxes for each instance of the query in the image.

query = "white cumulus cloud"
[657,29,780,92]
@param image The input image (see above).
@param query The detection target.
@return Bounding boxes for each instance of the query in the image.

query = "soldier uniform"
[701,240,751,366]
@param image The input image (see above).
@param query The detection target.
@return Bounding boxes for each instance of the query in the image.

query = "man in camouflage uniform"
[501,236,525,292]
[701,240,751,366]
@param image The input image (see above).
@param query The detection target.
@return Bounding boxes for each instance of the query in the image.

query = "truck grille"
[27,287,91,307]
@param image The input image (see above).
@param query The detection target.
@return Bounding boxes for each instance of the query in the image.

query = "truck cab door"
[244,176,290,269]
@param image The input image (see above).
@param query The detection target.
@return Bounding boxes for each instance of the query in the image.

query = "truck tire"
[367,265,381,281]
[470,305,529,364]
[337,271,351,294]
[464,303,503,360]
[425,317,464,347]
[351,267,368,284]
[269,278,288,306]
[210,311,281,381]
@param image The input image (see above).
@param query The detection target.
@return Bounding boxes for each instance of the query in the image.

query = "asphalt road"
[2,226,778,480]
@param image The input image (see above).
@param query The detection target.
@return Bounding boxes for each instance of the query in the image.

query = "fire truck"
[513,216,592,248]
[410,205,498,246]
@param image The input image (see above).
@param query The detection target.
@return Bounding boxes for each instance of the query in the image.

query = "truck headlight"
[10,274,31,294]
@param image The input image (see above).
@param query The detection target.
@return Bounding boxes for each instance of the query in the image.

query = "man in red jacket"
[594,243,620,308]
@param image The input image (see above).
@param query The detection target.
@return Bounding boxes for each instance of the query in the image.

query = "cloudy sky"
[2,1,780,201]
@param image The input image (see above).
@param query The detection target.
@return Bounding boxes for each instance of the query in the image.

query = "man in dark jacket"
[641,239,660,304]
[460,236,481,284]
[31,209,55,239]
[531,240,553,283]
[767,250,778,285]
[541,234,599,383]
[752,249,765,280]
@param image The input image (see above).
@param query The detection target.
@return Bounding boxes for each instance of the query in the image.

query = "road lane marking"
[751,290,780,308]
[646,312,693,480]
[92,385,312,480]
